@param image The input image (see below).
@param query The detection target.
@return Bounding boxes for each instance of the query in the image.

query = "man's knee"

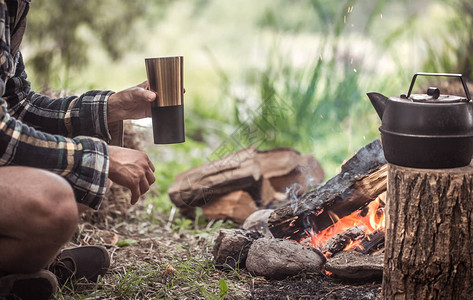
[31,172,79,238]
[7,169,81,243]
[0,168,79,273]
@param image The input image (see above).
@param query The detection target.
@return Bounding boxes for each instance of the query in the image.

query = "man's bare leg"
[0,166,79,274]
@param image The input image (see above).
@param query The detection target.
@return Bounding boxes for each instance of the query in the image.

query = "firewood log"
[322,225,366,257]
[268,140,387,241]
[168,146,324,219]
[202,191,258,224]
[168,146,260,209]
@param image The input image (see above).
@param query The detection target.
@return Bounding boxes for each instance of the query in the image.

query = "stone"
[212,229,262,269]
[246,238,326,278]
[242,209,274,238]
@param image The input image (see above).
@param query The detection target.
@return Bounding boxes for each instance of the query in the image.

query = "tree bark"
[383,164,473,300]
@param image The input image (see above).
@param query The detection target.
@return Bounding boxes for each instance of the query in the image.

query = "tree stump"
[383,164,473,300]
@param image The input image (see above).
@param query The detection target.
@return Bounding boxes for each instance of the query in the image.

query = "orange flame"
[300,192,386,251]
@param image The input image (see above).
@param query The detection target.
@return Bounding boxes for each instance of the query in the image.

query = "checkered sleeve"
[0,97,109,209]
[4,53,115,142]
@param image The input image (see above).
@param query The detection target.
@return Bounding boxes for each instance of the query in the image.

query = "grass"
[56,213,248,300]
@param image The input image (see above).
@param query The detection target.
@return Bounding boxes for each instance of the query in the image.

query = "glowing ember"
[300,192,386,251]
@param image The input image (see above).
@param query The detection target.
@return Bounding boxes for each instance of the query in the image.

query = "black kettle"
[368,72,473,169]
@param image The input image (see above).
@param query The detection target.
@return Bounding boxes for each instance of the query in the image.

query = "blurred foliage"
[20,0,473,180]
[422,0,473,80]
[25,0,170,87]
[379,0,473,81]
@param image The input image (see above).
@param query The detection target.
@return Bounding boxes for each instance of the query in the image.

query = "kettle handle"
[406,72,471,101]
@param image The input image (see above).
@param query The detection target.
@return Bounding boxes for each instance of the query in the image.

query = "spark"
[353,68,357,72]
[289,219,297,227]
[380,13,383,19]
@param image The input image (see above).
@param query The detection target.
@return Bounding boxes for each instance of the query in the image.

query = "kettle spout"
[367,92,389,120]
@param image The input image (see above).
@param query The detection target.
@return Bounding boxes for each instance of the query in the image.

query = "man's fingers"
[146,169,155,185]
[148,159,155,172]
[139,179,150,196]
[139,89,156,102]
[130,186,140,205]
[138,81,148,89]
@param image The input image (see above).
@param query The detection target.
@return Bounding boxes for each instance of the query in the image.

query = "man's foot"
[0,270,58,300]
[48,245,110,285]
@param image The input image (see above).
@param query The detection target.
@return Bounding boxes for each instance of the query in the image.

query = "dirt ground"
[67,206,381,299]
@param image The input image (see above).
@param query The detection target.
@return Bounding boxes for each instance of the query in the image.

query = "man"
[0,0,157,298]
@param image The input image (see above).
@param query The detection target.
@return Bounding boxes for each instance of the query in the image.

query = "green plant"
[213,0,386,177]
[424,0,473,80]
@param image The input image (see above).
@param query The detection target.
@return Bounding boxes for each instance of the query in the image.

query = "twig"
[320,285,351,300]
[166,206,176,230]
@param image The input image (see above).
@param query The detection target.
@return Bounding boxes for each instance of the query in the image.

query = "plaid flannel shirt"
[0,0,113,209]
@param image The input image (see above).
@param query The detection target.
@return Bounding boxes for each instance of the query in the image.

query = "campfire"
[300,192,385,258]
[169,139,387,280]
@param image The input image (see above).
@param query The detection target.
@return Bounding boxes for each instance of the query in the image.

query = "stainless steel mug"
[145,56,185,144]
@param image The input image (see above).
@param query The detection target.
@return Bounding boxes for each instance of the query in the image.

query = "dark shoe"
[0,270,58,300]
[48,245,110,285]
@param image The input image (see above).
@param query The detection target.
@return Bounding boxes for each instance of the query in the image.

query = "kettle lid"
[400,72,471,104]
[400,87,468,103]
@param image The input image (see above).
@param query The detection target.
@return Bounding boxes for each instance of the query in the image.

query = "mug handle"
[406,72,471,101]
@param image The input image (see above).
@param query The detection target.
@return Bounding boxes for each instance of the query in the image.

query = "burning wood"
[301,193,385,255]
[302,193,386,255]
[268,140,387,241]
[353,229,385,255]
[212,141,390,282]
[321,225,366,258]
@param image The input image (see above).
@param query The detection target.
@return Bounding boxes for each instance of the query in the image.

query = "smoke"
[287,165,318,215]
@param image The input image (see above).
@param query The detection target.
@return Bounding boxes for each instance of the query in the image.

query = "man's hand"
[108,145,156,204]
[107,81,156,123]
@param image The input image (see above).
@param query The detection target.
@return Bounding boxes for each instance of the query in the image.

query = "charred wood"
[268,140,387,241]
[354,229,385,255]
[321,225,366,258]
[325,250,383,281]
